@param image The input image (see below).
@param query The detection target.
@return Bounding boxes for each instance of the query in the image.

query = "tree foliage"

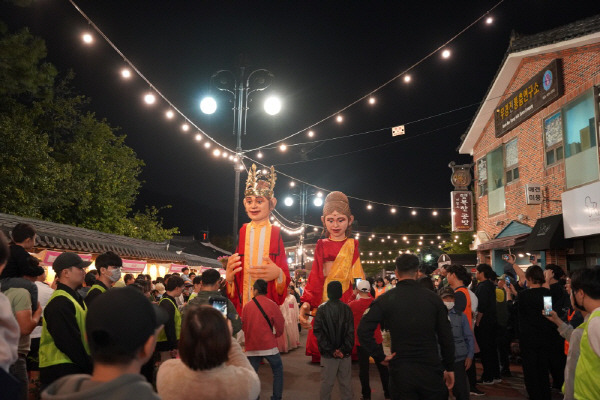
[0,23,178,241]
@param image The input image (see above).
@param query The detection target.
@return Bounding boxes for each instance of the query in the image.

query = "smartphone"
[354,278,362,287]
[543,296,552,316]
[505,276,511,287]
[209,296,228,317]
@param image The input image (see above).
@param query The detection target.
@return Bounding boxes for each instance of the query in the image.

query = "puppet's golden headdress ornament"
[245,164,277,198]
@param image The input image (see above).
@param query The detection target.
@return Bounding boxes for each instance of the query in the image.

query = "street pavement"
[255,329,563,399]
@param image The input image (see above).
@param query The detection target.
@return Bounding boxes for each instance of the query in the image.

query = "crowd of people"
[2,164,600,400]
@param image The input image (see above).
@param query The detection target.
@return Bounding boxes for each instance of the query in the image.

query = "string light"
[441,49,451,59]
[432,210,438,216]
[336,115,343,123]
[195,134,202,141]
[82,33,93,44]
[486,16,494,24]
[368,97,376,105]
[181,123,190,132]
[307,130,314,138]
[391,207,397,214]
[279,144,287,152]
[403,75,411,83]
[204,142,210,148]
[121,68,131,78]
[222,151,228,158]
[367,204,373,210]
[165,110,174,119]
[411,210,417,216]
[257,152,263,159]
[143,93,156,104]
[213,149,221,157]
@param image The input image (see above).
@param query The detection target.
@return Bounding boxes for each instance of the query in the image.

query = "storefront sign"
[451,191,474,232]
[525,183,543,205]
[495,59,563,138]
[562,181,600,238]
[40,251,91,266]
[169,264,188,273]
[121,259,147,274]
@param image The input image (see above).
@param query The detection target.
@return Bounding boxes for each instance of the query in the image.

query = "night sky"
[3,0,600,239]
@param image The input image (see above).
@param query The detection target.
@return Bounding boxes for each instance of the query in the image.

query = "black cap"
[52,252,91,274]
[86,287,168,354]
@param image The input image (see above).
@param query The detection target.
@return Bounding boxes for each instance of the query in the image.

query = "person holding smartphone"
[512,264,558,400]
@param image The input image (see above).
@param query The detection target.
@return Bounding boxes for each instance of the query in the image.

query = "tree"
[0,23,178,240]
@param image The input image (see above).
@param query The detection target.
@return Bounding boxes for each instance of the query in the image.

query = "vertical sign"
[525,183,543,205]
[451,191,474,232]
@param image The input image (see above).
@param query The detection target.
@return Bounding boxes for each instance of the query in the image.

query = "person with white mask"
[84,251,122,307]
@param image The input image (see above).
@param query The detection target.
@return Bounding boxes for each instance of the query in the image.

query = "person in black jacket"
[313,280,354,400]
[474,263,500,384]
[358,254,455,400]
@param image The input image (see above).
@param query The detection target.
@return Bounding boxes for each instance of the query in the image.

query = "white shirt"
[30,281,54,339]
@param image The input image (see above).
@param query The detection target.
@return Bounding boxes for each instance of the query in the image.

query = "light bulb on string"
[367,204,373,210]
[195,134,202,141]
[257,152,263,159]
[144,93,156,105]
[403,75,411,83]
[486,16,494,24]
[279,144,287,152]
[289,181,295,187]
[432,210,438,216]
[165,110,174,119]
[336,115,343,123]
[121,68,131,79]
[307,130,315,138]
[411,209,417,216]
[82,33,93,44]
[181,124,190,132]
[391,207,397,214]
[368,97,376,105]
[222,152,228,158]
[204,142,210,149]
[213,149,221,157]
[441,49,451,59]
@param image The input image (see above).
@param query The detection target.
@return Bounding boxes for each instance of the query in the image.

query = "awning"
[524,214,568,251]
[478,233,529,251]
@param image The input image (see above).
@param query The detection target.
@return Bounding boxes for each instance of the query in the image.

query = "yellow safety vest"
[39,290,90,368]
[85,283,107,298]
[157,297,181,342]
[574,309,600,399]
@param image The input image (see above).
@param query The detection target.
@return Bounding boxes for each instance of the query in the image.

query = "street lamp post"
[284,184,323,269]
[201,68,279,248]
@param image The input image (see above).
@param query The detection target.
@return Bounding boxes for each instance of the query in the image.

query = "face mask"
[444,301,455,311]
[108,268,122,283]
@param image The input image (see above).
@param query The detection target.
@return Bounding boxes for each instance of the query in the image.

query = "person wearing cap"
[4,255,45,399]
[156,275,185,362]
[313,281,354,400]
[185,268,241,336]
[299,191,365,363]
[439,287,475,400]
[242,279,285,400]
[349,279,389,400]
[84,251,122,307]
[41,287,165,400]
[39,252,92,388]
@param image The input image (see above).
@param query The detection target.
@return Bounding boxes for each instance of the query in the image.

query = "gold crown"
[245,164,277,198]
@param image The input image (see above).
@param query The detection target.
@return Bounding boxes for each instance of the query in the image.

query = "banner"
[41,251,92,266]
[169,264,188,273]
[121,259,147,274]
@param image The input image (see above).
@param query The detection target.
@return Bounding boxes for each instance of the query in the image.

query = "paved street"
[255,329,563,399]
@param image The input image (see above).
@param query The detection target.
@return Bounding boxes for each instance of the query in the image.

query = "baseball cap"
[356,279,371,292]
[52,252,91,274]
[86,287,168,355]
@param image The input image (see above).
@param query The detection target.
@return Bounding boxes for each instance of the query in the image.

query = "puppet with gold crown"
[225,164,291,314]
[299,191,365,362]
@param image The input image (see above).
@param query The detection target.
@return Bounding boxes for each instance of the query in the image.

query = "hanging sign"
[169,264,188,273]
[121,259,147,274]
[494,59,563,138]
[451,191,474,232]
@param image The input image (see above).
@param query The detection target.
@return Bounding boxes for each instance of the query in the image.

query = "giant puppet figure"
[299,191,365,362]
[226,164,291,314]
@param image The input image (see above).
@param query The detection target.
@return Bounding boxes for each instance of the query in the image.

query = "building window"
[477,158,488,197]
[505,139,519,183]
[543,111,564,166]
[487,146,505,215]
[564,89,599,188]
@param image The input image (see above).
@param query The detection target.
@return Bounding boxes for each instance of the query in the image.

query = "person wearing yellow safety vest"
[156,275,185,362]
[570,265,600,400]
[84,251,122,307]
[39,252,92,388]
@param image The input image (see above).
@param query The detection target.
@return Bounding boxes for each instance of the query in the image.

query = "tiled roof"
[0,213,220,267]
[509,14,600,53]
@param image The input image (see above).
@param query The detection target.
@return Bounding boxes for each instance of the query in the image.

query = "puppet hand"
[299,302,313,329]
[249,257,281,282]
[226,254,243,283]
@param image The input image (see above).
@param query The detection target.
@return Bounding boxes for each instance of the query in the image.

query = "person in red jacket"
[226,165,290,315]
[242,279,285,400]
[349,279,390,400]
[299,191,365,363]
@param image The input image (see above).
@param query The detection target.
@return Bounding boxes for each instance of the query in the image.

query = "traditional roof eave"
[459,30,600,156]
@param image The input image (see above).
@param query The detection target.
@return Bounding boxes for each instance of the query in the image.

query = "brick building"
[459,15,600,275]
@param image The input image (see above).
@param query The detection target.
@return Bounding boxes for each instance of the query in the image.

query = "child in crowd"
[439,287,474,400]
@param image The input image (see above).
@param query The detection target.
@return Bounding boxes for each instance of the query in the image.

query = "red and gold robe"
[227,221,290,315]
[301,237,365,361]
